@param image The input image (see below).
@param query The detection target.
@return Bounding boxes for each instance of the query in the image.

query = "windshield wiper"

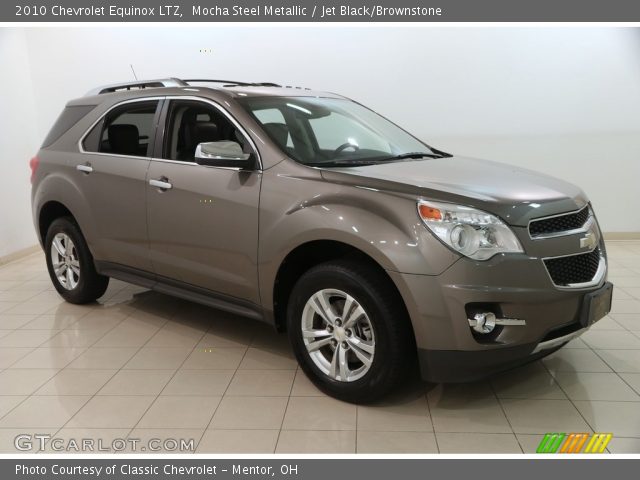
[307,159,380,168]
[306,150,451,168]
[382,151,447,160]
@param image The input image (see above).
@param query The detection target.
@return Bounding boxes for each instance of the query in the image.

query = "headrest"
[185,122,219,147]
[108,124,139,155]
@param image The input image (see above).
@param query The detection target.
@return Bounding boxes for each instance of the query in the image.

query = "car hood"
[319,156,588,226]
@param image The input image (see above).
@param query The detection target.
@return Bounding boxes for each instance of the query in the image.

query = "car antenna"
[130,64,138,80]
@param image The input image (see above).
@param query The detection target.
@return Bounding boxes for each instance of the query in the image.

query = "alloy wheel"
[50,233,80,290]
[301,288,375,382]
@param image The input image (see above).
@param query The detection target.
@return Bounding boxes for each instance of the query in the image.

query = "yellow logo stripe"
[597,433,612,453]
[584,433,599,453]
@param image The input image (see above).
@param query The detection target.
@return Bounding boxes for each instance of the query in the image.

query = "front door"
[146,98,262,304]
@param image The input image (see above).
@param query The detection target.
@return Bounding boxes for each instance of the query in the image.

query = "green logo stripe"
[536,434,553,453]
[537,433,566,453]
[549,433,566,453]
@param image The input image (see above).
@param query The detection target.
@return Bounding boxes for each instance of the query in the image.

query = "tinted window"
[309,113,389,152]
[42,105,96,148]
[254,108,293,148]
[239,97,433,166]
[163,100,250,162]
[83,101,158,157]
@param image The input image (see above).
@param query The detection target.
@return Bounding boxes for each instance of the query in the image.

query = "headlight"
[417,200,523,261]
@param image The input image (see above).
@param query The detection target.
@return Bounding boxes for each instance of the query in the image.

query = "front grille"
[544,247,601,286]
[529,206,590,238]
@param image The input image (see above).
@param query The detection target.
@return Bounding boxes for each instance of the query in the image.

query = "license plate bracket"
[580,282,613,328]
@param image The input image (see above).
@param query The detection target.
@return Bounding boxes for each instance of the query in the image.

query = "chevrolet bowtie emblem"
[580,232,597,250]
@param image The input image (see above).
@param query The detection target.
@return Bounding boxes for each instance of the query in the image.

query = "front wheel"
[287,260,414,403]
[45,217,109,304]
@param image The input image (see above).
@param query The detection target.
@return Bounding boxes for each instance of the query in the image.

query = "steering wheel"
[333,142,360,156]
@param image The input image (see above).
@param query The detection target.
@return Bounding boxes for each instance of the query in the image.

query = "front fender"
[257,161,459,314]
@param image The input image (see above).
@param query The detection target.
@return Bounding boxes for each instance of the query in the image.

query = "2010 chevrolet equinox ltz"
[31,78,613,402]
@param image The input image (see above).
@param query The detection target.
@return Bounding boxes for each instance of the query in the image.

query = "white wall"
[2,27,639,256]
[0,29,39,258]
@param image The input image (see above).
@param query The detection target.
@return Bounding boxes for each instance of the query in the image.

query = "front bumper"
[389,250,611,383]
[417,327,588,383]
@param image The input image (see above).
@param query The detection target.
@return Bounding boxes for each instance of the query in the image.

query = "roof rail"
[85,78,188,96]
[184,79,282,87]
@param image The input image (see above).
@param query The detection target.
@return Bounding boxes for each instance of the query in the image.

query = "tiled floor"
[0,241,639,454]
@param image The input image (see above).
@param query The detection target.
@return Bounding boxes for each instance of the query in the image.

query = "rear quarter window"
[41,105,97,148]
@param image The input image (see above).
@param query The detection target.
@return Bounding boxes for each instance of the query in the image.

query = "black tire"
[287,259,415,403]
[45,217,109,304]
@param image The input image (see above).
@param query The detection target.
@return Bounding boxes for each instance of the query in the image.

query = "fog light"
[470,312,496,334]
[468,312,526,334]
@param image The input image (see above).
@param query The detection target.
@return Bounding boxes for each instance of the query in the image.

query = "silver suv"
[31,78,613,402]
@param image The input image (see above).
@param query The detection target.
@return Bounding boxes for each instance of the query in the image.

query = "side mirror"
[195,141,255,169]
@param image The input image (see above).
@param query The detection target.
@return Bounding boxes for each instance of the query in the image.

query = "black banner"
[4,459,640,480]
[4,0,640,22]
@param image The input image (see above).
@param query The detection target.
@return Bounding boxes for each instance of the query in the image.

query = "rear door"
[78,99,162,272]
[145,98,262,304]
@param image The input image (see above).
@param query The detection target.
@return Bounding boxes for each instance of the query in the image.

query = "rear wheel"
[287,260,414,403]
[45,217,109,304]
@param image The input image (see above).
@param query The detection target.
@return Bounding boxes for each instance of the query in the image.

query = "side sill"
[95,261,266,323]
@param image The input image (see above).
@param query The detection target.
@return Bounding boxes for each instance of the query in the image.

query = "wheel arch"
[271,239,411,334]
[37,201,77,246]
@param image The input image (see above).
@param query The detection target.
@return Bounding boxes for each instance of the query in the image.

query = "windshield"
[238,96,443,166]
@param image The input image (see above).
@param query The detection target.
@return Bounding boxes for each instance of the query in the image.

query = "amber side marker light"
[29,156,39,184]
[418,204,442,221]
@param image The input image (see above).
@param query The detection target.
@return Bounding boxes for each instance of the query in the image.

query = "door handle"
[149,178,172,190]
[76,163,93,174]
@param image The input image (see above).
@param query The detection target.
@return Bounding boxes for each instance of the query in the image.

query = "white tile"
[162,370,233,396]
[238,347,297,370]
[225,370,295,397]
[357,395,432,432]
[0,396,27,418]
[619,373,640,395]
[210,396,288,430]
[436,432,522,453]
[124,347,191,370]
[0,369,59,395]
[0,330,59,347]
[67,347,139,369]
[11,347,86,369]
[181,347,246,370]
[607,437,640,453]
[98,370,174,396]
[581,330,640,350]
[491,362,566,400]
[36,369,117,396]
[198,430,277,453]
[543,348,612,373]
[137,396,220,429]
[290,370,324,396]
[282,396,356,431]
[0,347,33,368]
[67,396,156,428]
[501,399,591,434]
[277,430,356,454]
[553,372,640,401]
[574,400,640,437]
[427,383,511,433]
[596,350,640,373]
[356,431,437,453]
[0,395,89,428]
